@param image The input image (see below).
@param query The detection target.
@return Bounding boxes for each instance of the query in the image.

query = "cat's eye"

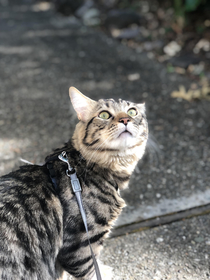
[99,111,111,120]
[127,108,137,117]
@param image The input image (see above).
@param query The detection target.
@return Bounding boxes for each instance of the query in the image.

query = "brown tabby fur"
[0,87,148,280]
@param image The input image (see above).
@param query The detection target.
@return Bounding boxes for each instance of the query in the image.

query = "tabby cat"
[0,87,148,280]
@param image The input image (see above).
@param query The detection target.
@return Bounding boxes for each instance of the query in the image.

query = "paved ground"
[0,0,210,279]
[101,214,210,280]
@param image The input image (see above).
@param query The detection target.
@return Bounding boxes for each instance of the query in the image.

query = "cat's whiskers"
[80,129,116,163]
[71,130,114,169]
[107,128,120,139]
[81,133,111,161]
[86,134,114,167]
[71,137,98,170]
[82,135,114,180]
[73,133,114,178]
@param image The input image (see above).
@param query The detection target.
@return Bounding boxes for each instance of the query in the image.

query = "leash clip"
[58,151,81,192]
[58,151,73,172]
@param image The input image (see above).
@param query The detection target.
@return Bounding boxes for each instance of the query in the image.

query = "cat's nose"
[119,117,130,125]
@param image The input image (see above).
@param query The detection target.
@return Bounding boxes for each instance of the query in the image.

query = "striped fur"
[0,88,148,280]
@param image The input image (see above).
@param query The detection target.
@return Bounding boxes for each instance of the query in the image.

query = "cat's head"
[69,87,148,171]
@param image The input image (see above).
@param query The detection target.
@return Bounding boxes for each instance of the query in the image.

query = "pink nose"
[119,117,130,125]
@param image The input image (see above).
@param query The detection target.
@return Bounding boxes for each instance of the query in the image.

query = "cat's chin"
[110,132,137,149]
[118,131,132,138]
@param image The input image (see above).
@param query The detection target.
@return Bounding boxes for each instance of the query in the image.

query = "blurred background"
[53,0,210,79]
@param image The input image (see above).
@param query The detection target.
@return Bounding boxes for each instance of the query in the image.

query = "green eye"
[127,108,137,117]
[99,111,111,119]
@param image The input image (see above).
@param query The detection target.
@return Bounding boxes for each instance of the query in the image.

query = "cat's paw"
[68,262,113,280]
[91,262,113,280]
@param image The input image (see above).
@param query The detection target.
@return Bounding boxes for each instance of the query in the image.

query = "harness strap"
[46,162,59,193]
[46,151,102,280]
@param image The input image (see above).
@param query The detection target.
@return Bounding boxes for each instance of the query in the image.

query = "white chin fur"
[109,133,137,149]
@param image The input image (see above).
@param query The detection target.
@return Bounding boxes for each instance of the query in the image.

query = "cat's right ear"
[69,87,97,122]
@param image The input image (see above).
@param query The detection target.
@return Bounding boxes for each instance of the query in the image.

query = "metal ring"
[66,169,75,177]
[66,170,71,177]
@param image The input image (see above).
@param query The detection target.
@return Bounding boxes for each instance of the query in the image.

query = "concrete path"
[101,214,210,280]
[0,1,210,279]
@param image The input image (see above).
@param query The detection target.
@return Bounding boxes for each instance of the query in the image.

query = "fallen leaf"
[171,85,210,101]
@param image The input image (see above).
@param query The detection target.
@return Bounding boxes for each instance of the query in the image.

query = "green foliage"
[174,0,185,17]
[185,0,203,11]
[174,0,205,14]
[173,0,206,28]
[167,64,175,73]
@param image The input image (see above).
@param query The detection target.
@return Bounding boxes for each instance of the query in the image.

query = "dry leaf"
[171,85,210,101]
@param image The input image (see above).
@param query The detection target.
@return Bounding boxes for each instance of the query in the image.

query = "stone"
[54,0,84,16]
[104,9,141,29]
[82,8,100,26]
[170,53,201,69]
[163,41,181,57]
[110,26,139,39]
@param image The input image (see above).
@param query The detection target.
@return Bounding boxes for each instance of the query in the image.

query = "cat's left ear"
[69,87,97,122]
[137,103,146,114]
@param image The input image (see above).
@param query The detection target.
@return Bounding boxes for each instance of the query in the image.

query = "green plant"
[173,0,206,28]
[185,0,203,11]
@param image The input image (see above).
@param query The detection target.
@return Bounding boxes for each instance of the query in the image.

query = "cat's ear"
[137,103,146,114]
[69,87,97,122]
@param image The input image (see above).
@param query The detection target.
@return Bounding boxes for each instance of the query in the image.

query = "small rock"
[83,8,100,26]
[105,9,141,29]
[147,52,154,59]
[75,0,94,18]
[163,41,181,57]
[194,38,210,53]
[111,26,139,40]
[170,53,201,69]
[204,19,210,27]
[188,62,205,75]
[98,0,118,8]
[32,2,53,12]
[127,73,140,81]
[54,0,84,16]
[195,237,204,243]
[156,237,164,243]
[168,260,174,266]
[175,67,186,74]
[78,51,86,58]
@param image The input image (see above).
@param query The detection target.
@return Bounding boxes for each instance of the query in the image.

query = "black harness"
[46,151,102,280]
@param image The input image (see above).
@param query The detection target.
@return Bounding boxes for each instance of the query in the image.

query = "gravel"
[101,214,210,280]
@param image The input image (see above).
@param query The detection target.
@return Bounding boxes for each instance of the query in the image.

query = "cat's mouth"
[118,130,133,138]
